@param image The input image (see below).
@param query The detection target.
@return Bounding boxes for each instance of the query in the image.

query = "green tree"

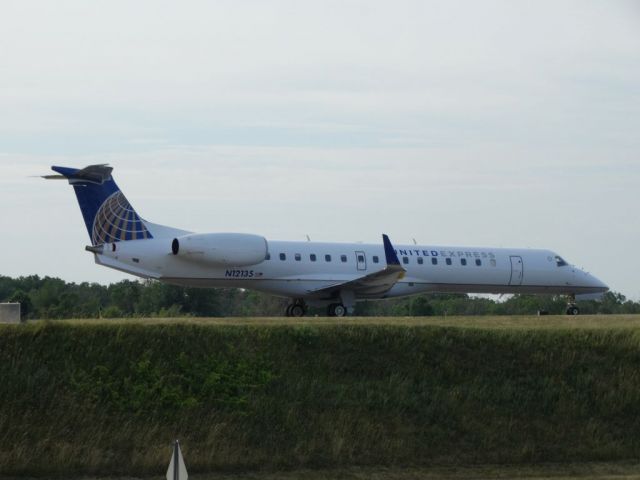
[8,290,32,320]
[29,277,67,318]
[598,292,626,314]
[409,296,434,316]
[108,280,142,316]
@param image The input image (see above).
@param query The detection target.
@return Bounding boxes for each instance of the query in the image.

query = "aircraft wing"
[307,234,406,298]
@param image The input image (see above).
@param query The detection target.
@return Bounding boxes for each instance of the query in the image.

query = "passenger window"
[280,253,286,261]
[417,257,424,265]
[431,258,438,265]
[372,256,379,264]
[295,253,301,261]
[476,259,482,266]
[265,253,271,261]
[461,258,467,266]
[325,254,332,262]
[403,257,409,265]
[341,255,347,263]
[310,254,317,262]
[446,258,452,266]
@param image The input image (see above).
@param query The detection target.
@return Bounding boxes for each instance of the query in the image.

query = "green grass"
[1,316,640,477]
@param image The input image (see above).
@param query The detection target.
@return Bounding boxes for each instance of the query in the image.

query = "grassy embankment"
[1,316,640,477]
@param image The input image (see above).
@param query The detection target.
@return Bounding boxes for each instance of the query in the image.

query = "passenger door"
[355,251,367,271]
[509,256,524,286]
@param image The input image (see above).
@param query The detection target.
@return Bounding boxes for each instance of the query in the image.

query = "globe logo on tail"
[91,191,152,245]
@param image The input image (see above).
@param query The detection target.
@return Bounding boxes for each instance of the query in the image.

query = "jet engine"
[171,233,268,267]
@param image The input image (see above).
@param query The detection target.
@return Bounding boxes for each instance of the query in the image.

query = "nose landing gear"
[566,304,580,315]
[566,295,580,315]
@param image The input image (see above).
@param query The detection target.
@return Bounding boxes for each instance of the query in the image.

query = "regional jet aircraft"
[47,164,608,316]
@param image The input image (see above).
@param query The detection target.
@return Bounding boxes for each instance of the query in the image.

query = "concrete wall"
[0,303,22,323]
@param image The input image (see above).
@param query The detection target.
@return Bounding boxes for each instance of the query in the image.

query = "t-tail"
[45,164,186,246]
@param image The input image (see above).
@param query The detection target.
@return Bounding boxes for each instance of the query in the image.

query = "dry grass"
[37,314,640,330]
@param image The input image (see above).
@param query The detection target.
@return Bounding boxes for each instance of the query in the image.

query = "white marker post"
[166,440,188,480]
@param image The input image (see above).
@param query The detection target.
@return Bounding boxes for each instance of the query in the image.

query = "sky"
[0,1,638,299]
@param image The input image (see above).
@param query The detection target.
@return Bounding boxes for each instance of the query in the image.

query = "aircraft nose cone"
[586,272,609,293]
[594,277,609,293]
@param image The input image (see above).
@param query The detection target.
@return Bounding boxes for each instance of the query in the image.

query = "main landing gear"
[566,295,580,315]
[285,299,308,317]
[328,290,354,317]
[327,303,347,317]
[284,296,353,318]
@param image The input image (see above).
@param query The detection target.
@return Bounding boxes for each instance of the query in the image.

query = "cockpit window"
[555,256,568,267]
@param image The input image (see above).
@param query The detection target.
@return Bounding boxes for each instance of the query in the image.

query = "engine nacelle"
[171,233,268,267]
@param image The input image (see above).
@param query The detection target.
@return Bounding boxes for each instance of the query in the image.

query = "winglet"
[382,234,401,266]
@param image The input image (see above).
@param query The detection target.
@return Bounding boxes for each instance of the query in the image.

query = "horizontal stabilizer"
[48,164,113,185]
[41,175,67,180]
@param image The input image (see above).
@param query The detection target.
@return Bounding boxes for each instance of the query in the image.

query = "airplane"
[46,164,609,317]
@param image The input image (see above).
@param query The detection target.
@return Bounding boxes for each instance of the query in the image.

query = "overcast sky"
[1,1,638,299]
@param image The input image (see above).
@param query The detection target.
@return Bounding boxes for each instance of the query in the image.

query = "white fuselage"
[48,163,609,317]
[94,237,608,306]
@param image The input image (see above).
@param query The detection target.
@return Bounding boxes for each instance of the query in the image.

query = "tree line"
[1,275,638,319]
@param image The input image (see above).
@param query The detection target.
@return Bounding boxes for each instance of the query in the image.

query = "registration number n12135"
[225,270,255,278]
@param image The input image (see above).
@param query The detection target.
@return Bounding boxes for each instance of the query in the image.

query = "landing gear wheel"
[327,303,347,317]
[566,305,579,316]
[334,304,347,317]
[286,300,307,317]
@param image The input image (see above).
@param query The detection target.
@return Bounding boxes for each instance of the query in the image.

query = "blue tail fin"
[49,164,153,245]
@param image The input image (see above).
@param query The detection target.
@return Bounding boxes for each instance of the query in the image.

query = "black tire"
[285,304,293,317]
[566,306,579,316]
[290,304,305,317]
[333,304,347,317]
[327,303,336,317]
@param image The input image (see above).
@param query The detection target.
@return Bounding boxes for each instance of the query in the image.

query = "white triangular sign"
[166,440,188,480]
